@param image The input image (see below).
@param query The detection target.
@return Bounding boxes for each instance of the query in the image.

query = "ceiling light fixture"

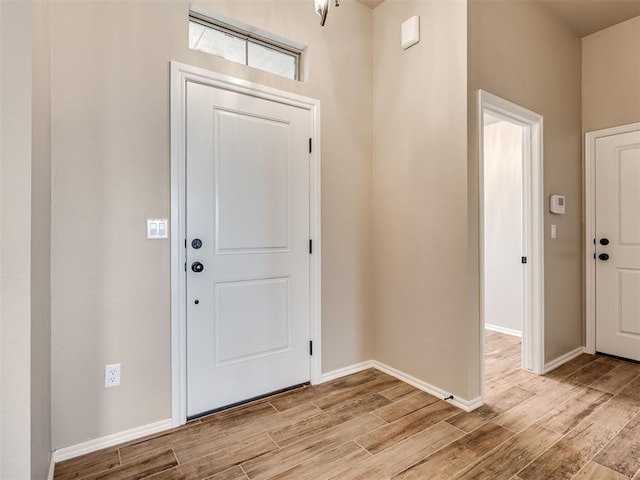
[315,0,340,26]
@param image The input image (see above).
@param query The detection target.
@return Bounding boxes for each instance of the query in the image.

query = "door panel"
[215,109,290,252]
[620,151,640,244]
[595,130,640,361]
[186,81,311,416]
[215,277,291,366]
[619,270,640,336]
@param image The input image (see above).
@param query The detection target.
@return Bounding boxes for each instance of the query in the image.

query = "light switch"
[551,224,557,239]
[147,219,168,239]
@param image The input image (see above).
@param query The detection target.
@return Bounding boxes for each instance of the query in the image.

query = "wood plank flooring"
[55,331,640,480]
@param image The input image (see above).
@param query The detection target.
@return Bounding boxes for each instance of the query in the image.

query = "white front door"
[186,81,311,417]
[595,129,640,361]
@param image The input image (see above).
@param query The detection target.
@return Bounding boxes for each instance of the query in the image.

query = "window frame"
[189,9,304,81]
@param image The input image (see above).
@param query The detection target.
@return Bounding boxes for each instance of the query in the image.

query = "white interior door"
[595,129,640,361]
[186,81,311,417]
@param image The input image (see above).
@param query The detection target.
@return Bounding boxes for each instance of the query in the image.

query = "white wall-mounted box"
[401,16,420,50]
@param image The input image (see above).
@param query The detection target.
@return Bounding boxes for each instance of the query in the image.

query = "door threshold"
[188,382,310,421]
[596,352,640,365]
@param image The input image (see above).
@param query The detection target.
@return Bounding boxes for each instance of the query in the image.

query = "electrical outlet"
[105,363,121,388]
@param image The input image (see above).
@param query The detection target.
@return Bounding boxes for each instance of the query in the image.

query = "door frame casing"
[478,90,545,402]
[584,122,640,355]
[170,61,322,427]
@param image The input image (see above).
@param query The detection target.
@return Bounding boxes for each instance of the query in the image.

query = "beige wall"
[372,0,473,400]
[1,2,53,476]
[50,0,373,448]
[41,0,615,452]
[582,16,640,133]
[0,1,34,477]
[468,0,583,364]
[31,1,53,477]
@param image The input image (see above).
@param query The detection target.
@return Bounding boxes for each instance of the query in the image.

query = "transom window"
[188,8,304,81]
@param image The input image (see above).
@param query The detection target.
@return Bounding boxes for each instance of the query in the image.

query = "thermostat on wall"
[550,194,566,214]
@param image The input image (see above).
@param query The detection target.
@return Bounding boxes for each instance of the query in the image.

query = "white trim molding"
[478,90,546,405]
[584,122,640,355]
[485,323,522,338]
[52,419,172,463]
[544,346,585,374]
[371,361,483,412]
[47,453,55,480]
[318,361,375,384]
[170,61,322,427]
[53,357,484,465]
[319,360,482,412]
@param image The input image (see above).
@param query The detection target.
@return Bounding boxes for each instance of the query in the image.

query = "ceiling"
[538,0,640,37]
[355,0,640,37]
[355,0,385,9]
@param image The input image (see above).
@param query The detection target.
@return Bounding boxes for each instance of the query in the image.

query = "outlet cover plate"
[105,363,121,388]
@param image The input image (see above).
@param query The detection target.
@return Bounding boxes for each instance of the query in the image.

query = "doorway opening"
[483,112,526,391]
[478,91,545,404]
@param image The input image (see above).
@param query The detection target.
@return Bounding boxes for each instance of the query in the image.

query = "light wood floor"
[55,331,640,480]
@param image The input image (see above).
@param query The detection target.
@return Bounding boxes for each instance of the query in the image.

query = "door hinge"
[309,239,313,254]
[309,340,313,356]
[521,257,527,264]
[184,262,187,271]
[309,138,312,154]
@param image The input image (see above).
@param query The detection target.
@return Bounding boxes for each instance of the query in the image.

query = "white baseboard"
[544,346,586,374]
[54,358,486,465]
[371,361,482,412]
[485,324,522,338]
[47,452,55,480]
[319,359,482,412]
[53,418,172,463]
[318,360,375,383]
